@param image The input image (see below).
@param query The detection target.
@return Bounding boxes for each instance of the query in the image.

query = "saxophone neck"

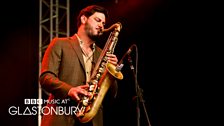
[103,22,122,33]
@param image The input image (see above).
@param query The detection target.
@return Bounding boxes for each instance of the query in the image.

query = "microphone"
[116,44,135,71]
[118,44,135,65]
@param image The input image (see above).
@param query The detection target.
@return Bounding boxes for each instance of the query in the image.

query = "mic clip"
[128,55,134,70]
[116,64,124,72]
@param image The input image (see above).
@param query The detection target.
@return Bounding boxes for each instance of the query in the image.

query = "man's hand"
[68,84,91,101]
[106,54,118,65]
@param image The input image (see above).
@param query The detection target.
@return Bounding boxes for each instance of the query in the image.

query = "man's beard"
[85,23,102,41]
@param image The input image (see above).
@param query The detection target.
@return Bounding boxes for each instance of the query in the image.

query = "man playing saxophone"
[39,5,119,126]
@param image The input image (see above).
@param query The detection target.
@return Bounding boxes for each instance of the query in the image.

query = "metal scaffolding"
[38,0,70,125]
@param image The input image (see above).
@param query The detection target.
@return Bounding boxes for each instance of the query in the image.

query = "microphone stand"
[128,55,152,126]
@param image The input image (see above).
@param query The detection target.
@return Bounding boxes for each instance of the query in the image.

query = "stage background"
[0,0,212,126]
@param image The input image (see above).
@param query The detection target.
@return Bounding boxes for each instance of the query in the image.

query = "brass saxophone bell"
[106,63,123,80]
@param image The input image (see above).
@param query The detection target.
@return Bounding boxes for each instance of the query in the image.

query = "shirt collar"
[75,33,95,52]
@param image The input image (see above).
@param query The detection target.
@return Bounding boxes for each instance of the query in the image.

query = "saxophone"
[75,22,123,123]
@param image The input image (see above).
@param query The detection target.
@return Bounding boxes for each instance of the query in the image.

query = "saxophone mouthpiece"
[98,29,103,35]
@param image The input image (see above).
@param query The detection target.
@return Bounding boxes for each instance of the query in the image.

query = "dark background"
[0,0,212,126]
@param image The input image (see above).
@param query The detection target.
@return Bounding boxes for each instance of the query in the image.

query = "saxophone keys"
[101,62,106,67]
[98,67,104,73]
[92,80,98,85]
[103,57,108,62]
[82,99,89,106]
[96,73,101,78]
[89,85,95,91]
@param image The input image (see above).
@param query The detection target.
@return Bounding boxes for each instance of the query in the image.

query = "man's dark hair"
[77,5,109,28]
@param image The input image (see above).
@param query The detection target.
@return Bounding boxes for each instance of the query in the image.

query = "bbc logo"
[24,99,43,104]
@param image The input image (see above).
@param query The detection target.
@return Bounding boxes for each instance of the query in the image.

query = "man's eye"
[95,18,100,22]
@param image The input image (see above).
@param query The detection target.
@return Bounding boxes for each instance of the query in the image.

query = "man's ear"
[81,15,87,24]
